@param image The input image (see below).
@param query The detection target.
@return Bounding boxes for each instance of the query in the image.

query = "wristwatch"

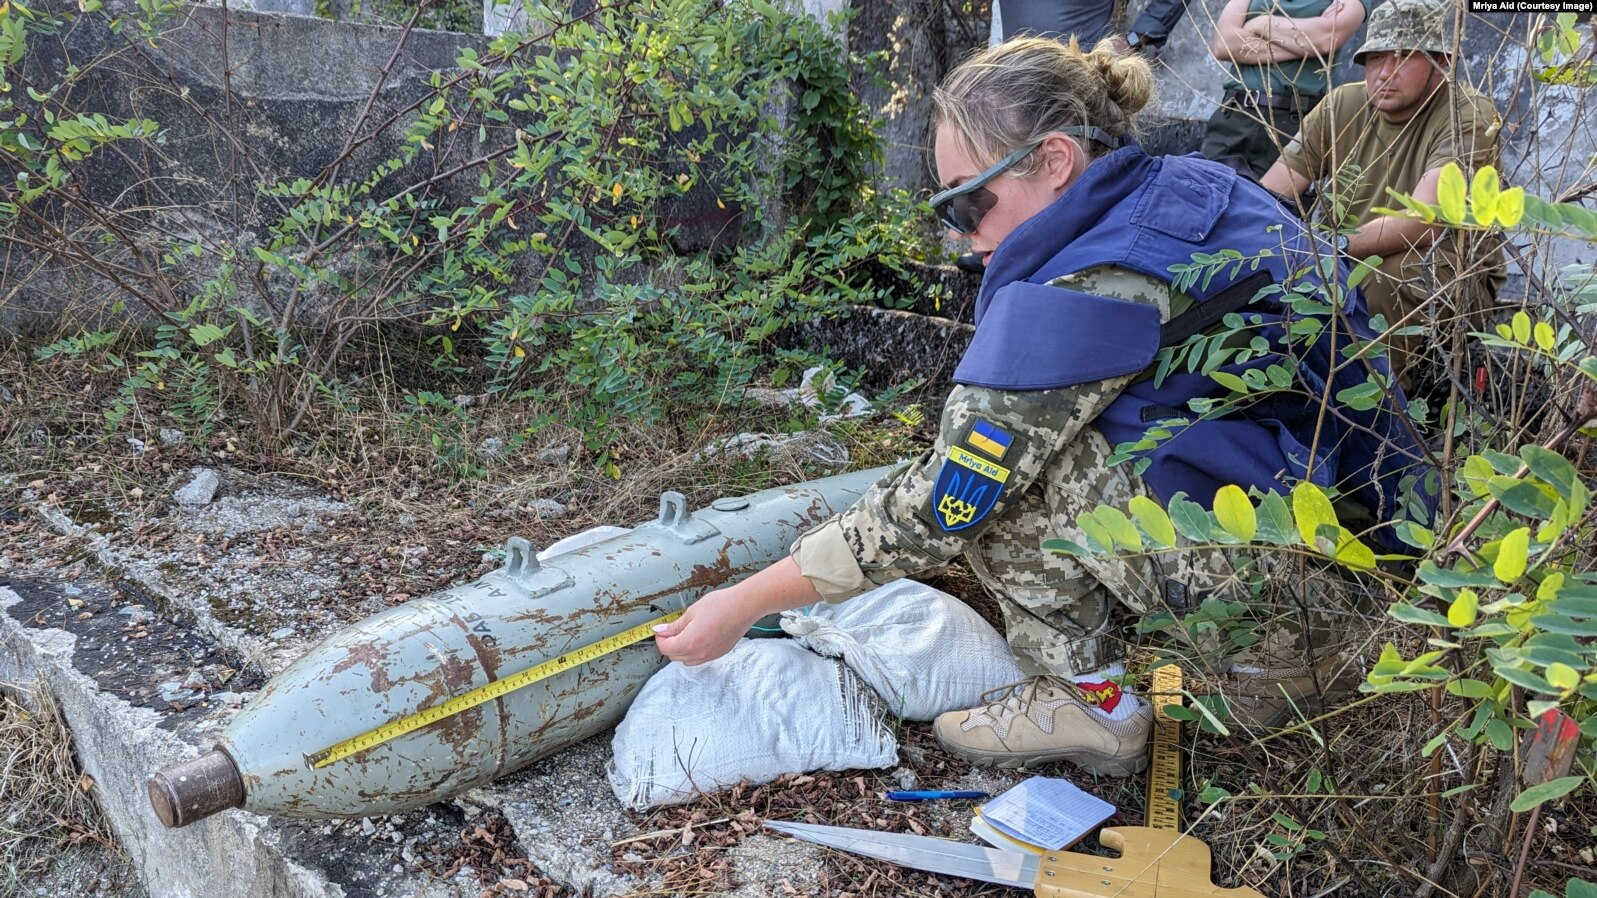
[1335,234,1351,254]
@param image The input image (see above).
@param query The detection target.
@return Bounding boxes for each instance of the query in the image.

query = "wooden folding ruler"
[1146,663,1185,831]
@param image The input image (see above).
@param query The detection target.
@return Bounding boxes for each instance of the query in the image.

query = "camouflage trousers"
[965,426,1366,681]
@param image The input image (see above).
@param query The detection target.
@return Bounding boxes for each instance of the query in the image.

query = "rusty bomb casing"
[148,466,890,827]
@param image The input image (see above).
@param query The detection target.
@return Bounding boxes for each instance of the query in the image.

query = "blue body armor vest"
[954,146,1434,543]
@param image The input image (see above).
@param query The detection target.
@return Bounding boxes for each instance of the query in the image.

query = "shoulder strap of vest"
[1158,271,1275,348]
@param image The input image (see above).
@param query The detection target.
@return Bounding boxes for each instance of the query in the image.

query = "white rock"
[477,437,507,462]
[527,498,566,520]
[174,468,221,506]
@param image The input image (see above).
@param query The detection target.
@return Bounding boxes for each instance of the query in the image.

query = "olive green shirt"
[1277,79,1501,227]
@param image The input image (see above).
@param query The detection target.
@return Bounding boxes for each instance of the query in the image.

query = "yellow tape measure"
[307,611,682,769]
[1145,664,1184,831]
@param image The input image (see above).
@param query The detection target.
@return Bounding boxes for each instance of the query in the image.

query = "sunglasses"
[929,126,1123,235]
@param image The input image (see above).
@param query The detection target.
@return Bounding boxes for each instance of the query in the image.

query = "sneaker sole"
[933,732,1149,778]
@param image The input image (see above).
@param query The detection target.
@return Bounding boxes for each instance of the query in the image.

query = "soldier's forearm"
[1347,215,1441,259]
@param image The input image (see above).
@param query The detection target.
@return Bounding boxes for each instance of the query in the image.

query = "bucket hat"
[1353,0,1454,64]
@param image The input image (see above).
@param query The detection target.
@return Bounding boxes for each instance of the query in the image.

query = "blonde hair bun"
[1084,38,1154,118]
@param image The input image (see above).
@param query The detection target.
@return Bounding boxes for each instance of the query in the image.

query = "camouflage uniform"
[791,266,1355,685]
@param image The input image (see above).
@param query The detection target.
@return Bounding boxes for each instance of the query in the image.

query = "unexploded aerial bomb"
[148,466,890,827]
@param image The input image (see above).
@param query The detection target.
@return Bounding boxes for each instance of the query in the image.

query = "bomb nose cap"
[149,748,245,828]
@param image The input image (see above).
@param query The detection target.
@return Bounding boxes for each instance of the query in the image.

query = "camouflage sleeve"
[790,266,1174,602]
[789,379,1131,600]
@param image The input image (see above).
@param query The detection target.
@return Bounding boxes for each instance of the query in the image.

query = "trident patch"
[931,443,1012,532]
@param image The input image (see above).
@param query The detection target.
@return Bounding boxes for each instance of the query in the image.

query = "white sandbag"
[608,639,898,810]
[780,579,1024,721]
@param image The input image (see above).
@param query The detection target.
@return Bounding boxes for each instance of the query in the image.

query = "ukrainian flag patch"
[931,446,1011,532]
[967,419,1013,460]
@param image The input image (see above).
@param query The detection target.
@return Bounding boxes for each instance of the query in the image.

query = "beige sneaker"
[932,677,1152,777]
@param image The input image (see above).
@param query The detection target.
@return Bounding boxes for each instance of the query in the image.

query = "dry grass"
[0,680,120,894]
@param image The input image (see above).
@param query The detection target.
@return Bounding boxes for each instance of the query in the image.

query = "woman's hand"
[653,556,825,666]
[652,585,763,666]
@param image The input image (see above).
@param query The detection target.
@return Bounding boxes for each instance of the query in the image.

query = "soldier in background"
[657,38,1427,775]
[1261,0,1504,387]
[1202,0,1367,177]
[989,0,1189,59]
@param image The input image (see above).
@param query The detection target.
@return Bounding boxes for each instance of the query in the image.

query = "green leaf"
[1390,602,1450,627]
[1495,188,1525,227]
[1495,527,1530,583]
[1491,478,1559,519]
[1128,495,1176,548]
[1533,320,1557,351]
[1211,370,1248,393]
[1469,165,1500,226]
[1394,520,1435,550]
[1512,310,1533,345]
[1497,665,1560,695]
[1078,512,1114,554]
[1448,589,1479,627]
[1040,538,1089,557]
[1292,482,1338,547]
[1436,163,1467,224]
[1546,595,1597,618]
[1379,189,1437,224]
[1335,380,1384,410]
[1509,776,1584,813]
[1460,455,1496,498]
[1094,507,1143,551]
[1212,485,1257,541]
[1530,614,1597,637]
[188,323,228,347]
[1333,528,1377,570]
[1168,493,1214,542]
[1485,718,1515,750]
[1568,877,1597,898]
[1416,561,1497,588]
[1254,492,1294,545]
[1521,445,1578,499]
[1546,663,1580,692]
[1446,678,1494,699]
[1161,704,1197,722]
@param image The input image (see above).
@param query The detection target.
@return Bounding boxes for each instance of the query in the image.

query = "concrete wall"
[0,0,750,335]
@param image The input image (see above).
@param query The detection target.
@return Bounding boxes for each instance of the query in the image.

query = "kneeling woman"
[655,36,1427,774]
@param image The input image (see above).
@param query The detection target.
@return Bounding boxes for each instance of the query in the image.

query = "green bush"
[6,0,923,457]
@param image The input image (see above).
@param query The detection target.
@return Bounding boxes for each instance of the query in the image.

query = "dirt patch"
[3,577,265,727]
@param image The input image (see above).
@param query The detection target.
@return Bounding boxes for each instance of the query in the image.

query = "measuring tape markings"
[308,611,683,769]
[1145,664,1184,832]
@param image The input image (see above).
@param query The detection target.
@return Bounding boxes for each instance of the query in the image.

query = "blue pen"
[885,790,989,802]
